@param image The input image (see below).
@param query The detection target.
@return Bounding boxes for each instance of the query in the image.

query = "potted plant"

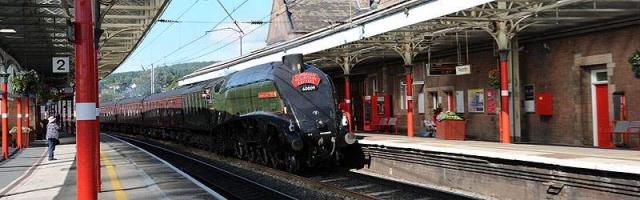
[24,127,34,143]
[10,70,40,95]
[488,69,500,89]
[435,111,466,140]
[629,48,640,79]
[9,127,33,147]
[9,127,16,147]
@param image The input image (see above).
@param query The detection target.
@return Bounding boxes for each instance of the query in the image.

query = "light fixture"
[0,29,16,34]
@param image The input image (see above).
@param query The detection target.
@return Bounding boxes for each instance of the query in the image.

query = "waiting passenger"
[46,116,61,161]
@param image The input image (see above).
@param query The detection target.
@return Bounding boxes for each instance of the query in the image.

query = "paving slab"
[0,134,219,200]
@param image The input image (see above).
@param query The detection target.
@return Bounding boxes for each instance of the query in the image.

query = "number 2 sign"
[52,57,69,73]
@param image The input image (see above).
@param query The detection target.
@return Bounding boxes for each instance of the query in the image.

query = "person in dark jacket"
[46,116,60,161]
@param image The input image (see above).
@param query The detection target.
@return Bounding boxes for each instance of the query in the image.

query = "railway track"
[307,171,475,200]
[110,132,472,199]
[110,134,296,200]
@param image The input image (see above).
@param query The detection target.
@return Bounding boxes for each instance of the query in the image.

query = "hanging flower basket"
[10,70,40,95]
[629,48,640,79]
[488,69,501,89]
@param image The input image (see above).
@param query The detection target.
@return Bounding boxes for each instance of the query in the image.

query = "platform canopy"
[180,0,640,85]
[0,0,169,87]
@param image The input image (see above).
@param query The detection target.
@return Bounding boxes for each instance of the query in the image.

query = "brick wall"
[333,25,640,146]
[521,25,640,146]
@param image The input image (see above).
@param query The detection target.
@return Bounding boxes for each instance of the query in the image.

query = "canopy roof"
[0,0,169,87]
[180,0,640,85]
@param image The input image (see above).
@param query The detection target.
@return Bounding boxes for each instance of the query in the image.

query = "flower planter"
[436,120,466,140]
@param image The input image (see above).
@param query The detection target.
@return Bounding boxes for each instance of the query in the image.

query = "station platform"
[357,133,640,175]
[356,133,640,199]
[0,134,219,199]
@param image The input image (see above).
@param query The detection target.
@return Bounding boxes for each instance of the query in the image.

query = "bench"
[611,121,640,148]
[377,117,398,135]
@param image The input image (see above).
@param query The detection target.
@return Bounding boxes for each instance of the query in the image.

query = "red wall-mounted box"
[536,92,553,116]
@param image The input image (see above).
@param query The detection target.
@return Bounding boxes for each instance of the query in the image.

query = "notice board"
[468,89,485,113]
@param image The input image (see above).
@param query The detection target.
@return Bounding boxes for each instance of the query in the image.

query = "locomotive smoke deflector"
[283,54,305,73]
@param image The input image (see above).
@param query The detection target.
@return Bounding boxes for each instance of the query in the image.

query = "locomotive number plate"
[301,85,317,92]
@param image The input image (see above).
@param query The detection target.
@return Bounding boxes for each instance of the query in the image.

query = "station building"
[268,1,640,146]
[184,0,640,149]
[265,0,640,148]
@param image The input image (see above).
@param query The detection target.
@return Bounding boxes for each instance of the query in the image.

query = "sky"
[114,0,273,73]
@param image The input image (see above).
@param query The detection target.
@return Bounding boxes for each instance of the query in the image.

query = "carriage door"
[591,69,612,148]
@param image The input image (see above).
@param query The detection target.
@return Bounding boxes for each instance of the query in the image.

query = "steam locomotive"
[100,54,364,172]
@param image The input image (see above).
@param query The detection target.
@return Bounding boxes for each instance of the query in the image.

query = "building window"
[431,92,439,109]
[595,71,608,82]
[371,78,378,93]
[400,83,406,110]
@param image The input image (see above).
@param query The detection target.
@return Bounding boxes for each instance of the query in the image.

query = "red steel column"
[1,82,8,159]
[344,75,352,132]
[25,97,29,147]
[95,49,101,191]
[499,51,511,144]
[16,97,22,149]
[75,0,98,198]
[405,65,414,137]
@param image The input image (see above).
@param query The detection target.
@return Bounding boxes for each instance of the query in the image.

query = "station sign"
[455,65,471,75]
[52,57,70,73]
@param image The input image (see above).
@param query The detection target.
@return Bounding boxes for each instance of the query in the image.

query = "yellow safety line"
[101,151,129,200]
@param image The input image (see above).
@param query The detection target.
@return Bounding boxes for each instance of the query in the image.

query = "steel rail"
[109,134,297,200]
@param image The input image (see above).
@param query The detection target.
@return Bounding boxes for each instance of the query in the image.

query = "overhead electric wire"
[174,22,267,64]
[216,0,245,34]
[143,0,310,68]
[148,0,249,65]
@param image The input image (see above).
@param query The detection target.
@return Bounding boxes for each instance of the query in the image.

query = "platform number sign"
[52,57,70,73]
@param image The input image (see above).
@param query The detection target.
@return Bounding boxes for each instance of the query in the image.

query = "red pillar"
[344,75,352,132]
[95,50,101,191]
[16,97,22,149]
[1,82,8,159]
[499,51,511,144]
[405,65,414,137]
[25,97,29,147]
[75,0,98,198]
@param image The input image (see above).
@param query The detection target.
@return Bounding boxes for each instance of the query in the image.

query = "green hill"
[99,61,217,102]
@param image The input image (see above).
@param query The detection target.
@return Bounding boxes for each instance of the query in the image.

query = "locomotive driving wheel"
[284,152,300,173]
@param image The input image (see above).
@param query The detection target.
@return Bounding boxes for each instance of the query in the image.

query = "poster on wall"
[524,84,535,113]
[486,89,496,113]
[468,89,485,113]
[455,91,465,113]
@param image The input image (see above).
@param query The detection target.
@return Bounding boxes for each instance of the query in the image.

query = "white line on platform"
[104,134,227,200]
[0,150,47,196]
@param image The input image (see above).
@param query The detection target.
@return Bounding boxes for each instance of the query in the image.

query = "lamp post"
[207,27,244,56]
[1,68,8,159]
